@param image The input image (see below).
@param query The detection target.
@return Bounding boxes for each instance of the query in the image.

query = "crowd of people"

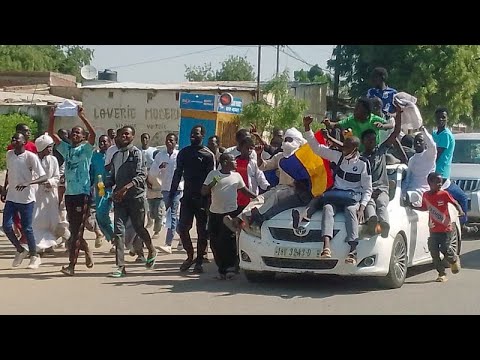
[0,67,474,283]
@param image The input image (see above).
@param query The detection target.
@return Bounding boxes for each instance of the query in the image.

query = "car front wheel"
[379,233,407,289]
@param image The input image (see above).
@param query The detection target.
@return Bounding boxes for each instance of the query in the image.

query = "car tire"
[244,270,276,283]
[450,224,461,255]
[379,233,408,289]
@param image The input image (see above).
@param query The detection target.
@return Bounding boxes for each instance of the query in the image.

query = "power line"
[283,45,334,75]
[108,45,230,69]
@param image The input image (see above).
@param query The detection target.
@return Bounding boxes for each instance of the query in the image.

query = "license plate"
[274,246,321,259]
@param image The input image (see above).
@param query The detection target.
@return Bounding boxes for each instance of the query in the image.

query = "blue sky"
[83,45,336,83]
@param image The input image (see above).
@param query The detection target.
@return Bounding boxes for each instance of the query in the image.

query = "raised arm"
[303,116,342,163]
[382,103,403,147]
[77,107,96,145]
[48,107,62,145]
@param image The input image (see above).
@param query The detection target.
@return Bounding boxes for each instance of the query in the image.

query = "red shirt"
[236,158,250,207]
[7,141,37,153]
[421,190,456,233]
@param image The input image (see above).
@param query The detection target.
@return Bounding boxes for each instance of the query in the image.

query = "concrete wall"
[290,83,328,119]
[0,71,76,88]
[81,88,255,147]
[50,86,83,101]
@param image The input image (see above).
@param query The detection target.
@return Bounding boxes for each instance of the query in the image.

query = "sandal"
[320,248,332,258]
[145,251,157,269]
[345,251,357,265]
[85,249,94,269]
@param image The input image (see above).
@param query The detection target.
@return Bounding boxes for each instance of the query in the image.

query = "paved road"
[0,227,479,315]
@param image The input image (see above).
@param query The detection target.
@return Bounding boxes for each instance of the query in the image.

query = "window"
[108,91,114,98]
[453,140,480,164]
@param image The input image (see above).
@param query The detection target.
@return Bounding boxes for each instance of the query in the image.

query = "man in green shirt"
[325,97,391,151]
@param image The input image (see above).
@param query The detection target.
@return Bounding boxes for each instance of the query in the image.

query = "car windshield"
[452,139,480,164]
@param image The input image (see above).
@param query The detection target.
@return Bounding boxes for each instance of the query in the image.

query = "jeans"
[365,190,390,225]
[161,190,182,246]
[322,203,360,244]
[95,190,114,241]
[445,182,468,225]
[3,201,36,256]
[148,198,163,233]
[428,231,457,276]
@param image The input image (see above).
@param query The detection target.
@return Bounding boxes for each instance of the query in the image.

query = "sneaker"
[192,263,204,274]
[60,265,75,276]
[27,255,41,269]
[436,275,448,282]
[110,246,116,254]
[462,225,478,234]
[152,232,160,239]
[12,250,29,267]
[159,245,172,254]
[451,258,461,274]
[95,235,104,248]
[180,257,194,272]
[110,267,126,278]
[176,243,184,251]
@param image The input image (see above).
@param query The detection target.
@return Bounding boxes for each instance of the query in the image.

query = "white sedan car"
[239,164,462,289]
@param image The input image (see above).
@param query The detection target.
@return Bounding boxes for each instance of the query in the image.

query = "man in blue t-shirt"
[367,67,398,117]
[432,107,478,234]
[48,106,97,276]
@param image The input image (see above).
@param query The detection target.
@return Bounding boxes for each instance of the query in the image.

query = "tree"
[239,71,309,135]
[294,64,331,84]
[328,45,480,126]
[185,55,255,81]
[0,113,38,170]
[184,62,216,81]
[0,45,94,81]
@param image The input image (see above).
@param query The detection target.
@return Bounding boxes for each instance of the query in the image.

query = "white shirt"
[305,130,373,207]
[204,170,245,214]
[6,150,46,204]
[105,145,118,166]
[403,128,437,195]
[149,149,184,192]
[141,146,157,170]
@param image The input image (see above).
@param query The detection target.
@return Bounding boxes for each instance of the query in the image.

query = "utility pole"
[276,45,280,76]
[332,44,341,121]
[256,45,262,101]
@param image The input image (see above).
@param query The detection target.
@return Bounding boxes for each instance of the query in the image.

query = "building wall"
[81,88,255,147]
[0,71,76,88]
[290,83,328,119]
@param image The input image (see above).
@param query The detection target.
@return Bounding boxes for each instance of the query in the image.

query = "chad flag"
[279,131,334,197]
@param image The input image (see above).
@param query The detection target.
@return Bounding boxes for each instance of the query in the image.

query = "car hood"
[269,207,346,223]
[450,163,480,179]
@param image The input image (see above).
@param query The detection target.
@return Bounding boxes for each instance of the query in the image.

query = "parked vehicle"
[239,164,462,289]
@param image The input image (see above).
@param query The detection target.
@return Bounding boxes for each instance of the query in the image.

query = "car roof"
[454,133,480,140]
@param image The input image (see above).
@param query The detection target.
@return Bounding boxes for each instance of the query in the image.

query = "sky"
[83,45,336,84]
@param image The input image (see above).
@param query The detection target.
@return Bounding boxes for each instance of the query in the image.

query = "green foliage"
[185,55,255,81]
[329,45,480,126]
[294,64,331,84]
[239,71,308,135]
[184,62,216,81]
[0,45,94,81]
[0,113,38,170]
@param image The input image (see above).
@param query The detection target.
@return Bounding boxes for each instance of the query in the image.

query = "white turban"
[282,127,307,158]
[35,133,54,153]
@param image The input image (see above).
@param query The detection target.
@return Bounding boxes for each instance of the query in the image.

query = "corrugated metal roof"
[81,81,258,92]
[0,91,82,106]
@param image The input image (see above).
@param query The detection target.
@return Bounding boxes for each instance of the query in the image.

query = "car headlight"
[242,224,261,238]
